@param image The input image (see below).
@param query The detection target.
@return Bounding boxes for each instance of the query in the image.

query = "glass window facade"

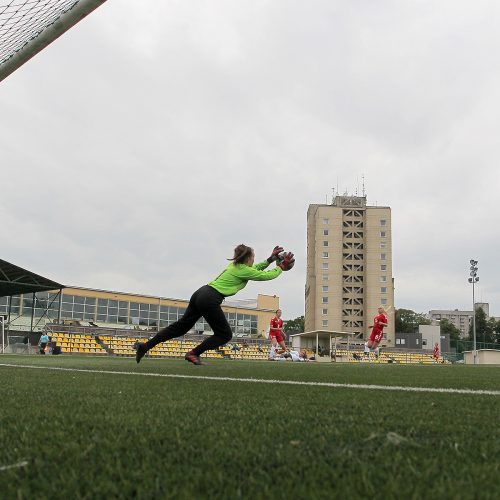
[0,295,21,315]
[8,291,260,336]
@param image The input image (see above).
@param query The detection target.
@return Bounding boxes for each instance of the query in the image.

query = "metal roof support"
[7,295,12,325]
[58,289,63,324]
[30,293,35,334]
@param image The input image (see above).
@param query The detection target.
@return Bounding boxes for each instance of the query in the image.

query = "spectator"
[39,333,49,355]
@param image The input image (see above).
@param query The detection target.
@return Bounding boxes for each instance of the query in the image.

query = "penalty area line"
[0,363,499,396]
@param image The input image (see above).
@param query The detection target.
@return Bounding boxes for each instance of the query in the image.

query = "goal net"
[0,0,107,82]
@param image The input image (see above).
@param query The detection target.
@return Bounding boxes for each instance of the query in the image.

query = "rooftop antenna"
[362,174,366,197]
[331,187,335,204]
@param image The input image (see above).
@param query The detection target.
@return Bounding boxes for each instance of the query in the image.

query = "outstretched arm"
[232,264,283,282]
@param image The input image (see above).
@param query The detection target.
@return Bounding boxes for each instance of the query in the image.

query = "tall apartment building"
[305,195,395,345]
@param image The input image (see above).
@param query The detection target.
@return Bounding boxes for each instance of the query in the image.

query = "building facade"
[305,195,395,345]
[428,309,473,338]
[429,303,492,339]
[0,287,279,337]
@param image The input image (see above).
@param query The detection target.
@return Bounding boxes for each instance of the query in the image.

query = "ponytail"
[230,244,253,265]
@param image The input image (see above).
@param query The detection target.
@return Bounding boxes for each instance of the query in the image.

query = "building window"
[322,308,328,315]
[322,252,329,258]
[396,339,401,345]
[323,218,329,225]
[323,240,329,247]
[322,263,329,270]
[323,229,329,236]
[401,338,406,345]
[380,231,386,238]
[322,320,328,327]
[381,253,386,260]
[381,298,388,305]
[380,242,386,249]
[380,276,387,282]
[381,287,387,293]
[322,286,329,292]
[380,219,386,226]
[416,339,419,345]
[322,275,329,281]
[380,264,387,271]
[322,297,328,304]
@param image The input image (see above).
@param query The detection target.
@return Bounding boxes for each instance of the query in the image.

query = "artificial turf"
[0,355,499,499]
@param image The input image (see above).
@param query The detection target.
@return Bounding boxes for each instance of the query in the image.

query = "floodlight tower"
[468,260,479,365]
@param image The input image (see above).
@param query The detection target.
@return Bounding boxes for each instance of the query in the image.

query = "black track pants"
[145,285,233,356]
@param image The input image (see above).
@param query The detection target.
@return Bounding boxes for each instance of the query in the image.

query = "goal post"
[0,0,108,83]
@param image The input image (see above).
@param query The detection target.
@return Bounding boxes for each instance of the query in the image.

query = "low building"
[395,325,449,352]
[0,286,279,337]
[394,331,422,350]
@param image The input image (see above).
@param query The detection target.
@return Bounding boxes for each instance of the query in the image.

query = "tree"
[468,307,496,344]
[395,308,431,333]
[284,316,304,333]
[494,319,500,344]
[439,318,461,342]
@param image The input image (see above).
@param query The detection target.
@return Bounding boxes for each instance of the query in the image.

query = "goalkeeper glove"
[267,245,284,263]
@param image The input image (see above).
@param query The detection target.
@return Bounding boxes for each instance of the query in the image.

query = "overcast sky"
[1,0,499,319]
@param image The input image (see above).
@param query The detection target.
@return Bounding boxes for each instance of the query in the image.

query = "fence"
[450,339,500,353]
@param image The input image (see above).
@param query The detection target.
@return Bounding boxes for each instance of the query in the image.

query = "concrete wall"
[419,324,441,351]
[464,349,500,364]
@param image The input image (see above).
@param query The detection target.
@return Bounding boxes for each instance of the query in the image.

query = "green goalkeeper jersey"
[208,260,282,297]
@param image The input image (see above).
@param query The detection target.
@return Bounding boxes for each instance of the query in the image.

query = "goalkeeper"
[136,244,295,365]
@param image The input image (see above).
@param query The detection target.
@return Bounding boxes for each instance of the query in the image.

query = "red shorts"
[369,329,383,344]
[270,331,284,343]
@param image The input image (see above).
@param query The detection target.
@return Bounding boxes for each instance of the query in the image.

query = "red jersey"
[270,317,283,336]
[372,313,387,333]
[433,345,440,357]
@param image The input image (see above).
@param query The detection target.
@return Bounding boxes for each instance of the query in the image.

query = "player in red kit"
[433,342,440,363]
[364,306,388,360]
[268,309,287,360]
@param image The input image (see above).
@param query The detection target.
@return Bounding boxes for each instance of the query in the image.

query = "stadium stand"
[46,332,446,363]
[50,332,107,355]
[43,326,447,363]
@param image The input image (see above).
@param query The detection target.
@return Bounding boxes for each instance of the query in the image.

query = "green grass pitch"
[0,355,499,499]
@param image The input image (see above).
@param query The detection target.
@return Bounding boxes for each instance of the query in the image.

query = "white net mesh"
[0,0,80,65]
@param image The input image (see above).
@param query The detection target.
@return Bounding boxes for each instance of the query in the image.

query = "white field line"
[0,461,28,472]
[1,363,499,396]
